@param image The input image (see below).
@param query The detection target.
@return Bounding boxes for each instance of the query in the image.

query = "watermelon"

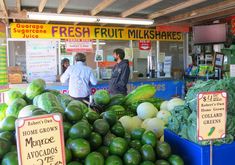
[106,94,126,108]
[106,105,125,112]
[0,138,11,158]
[106,105,130,119]
[22,93,33,105]
[1,151,18,165]
[0,116,17,131]
[5,98,27,118]
[37,92,62,113]
[45,89,61,96]
[18,105,38,118]
[6,90,23,105]
[57,94,73,109]
[67,100,88,114]
[0,103,8,121]
[49,107,65,114]
[26,79,46,100]
[33,95,40,106]
[94,90,110,106]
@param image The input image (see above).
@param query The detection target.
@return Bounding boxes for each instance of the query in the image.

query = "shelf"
[184,75,216,80]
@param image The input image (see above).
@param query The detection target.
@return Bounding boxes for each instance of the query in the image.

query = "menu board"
[26,40,58,82]
[65,39,93,52]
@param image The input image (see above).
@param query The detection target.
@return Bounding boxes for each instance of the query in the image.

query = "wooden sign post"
[197,91,227,165]
[15,113,65,165]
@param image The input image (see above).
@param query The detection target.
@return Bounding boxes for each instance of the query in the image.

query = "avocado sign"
[15,114,65,165]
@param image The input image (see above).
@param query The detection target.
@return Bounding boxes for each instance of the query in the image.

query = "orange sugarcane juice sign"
[197,91,227,141]
[15,114,65,165]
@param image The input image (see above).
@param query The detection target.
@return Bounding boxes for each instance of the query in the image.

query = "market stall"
[3,22,186,103]
[1,0,235,164]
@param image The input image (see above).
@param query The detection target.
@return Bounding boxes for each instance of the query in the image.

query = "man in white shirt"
[60,53,98,101]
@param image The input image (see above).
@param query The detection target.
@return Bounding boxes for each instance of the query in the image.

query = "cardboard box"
[164,129,235,165]
[8,66,22,84]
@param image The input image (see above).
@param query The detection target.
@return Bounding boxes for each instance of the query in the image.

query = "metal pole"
[210,140,213,165]
[96,39,100,80]
[183,32,189,70]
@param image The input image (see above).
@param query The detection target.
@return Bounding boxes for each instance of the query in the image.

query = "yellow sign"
[197,91,227,141]
[15,114,65,165]
[10,23,183,41]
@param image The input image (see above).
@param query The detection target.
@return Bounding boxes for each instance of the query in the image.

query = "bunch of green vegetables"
[167,78,235,146]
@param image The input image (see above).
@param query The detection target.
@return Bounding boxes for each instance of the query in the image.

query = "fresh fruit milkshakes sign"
[10,23,183,41]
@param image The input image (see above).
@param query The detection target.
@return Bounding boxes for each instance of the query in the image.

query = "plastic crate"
[164,129,235,165]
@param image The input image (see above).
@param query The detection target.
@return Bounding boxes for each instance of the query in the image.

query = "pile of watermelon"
[0,79,184,165]
[91,84,163,118]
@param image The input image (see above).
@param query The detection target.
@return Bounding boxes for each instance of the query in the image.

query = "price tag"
[197,91,227,141]
[15,114,65,165]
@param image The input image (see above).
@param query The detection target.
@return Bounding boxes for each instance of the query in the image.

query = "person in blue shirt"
[60,53,97,101]
[109,48,130,95]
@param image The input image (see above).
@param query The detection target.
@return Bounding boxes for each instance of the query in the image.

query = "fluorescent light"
[98,17,154,25]
[93,42,106,45]
[27,12,154,25]
[27,12,97,23]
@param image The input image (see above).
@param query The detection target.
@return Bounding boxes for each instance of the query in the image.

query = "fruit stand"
[1,77,235,165]
[0,79,185,165]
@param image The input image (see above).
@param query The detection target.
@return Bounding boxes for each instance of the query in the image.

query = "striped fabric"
[0,92,6,103]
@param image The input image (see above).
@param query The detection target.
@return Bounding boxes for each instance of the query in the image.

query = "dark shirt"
[109,59,130,95]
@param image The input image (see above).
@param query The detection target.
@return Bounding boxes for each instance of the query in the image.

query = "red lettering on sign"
[139,40,151,50]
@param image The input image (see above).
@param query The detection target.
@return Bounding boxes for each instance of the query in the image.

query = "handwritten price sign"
[197,91,227,141]
[15,114,65,165]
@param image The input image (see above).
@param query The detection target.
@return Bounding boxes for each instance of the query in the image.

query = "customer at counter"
[60,53,97,101]
[61,58,70,74]
[109,48,130,95]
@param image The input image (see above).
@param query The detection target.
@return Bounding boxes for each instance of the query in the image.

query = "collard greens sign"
[197,91,227,141]
[15,114,65,165]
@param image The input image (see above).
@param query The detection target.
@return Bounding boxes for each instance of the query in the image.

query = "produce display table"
[0,78,184,103]
[164,129,235,165]
[44,78,184,100]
